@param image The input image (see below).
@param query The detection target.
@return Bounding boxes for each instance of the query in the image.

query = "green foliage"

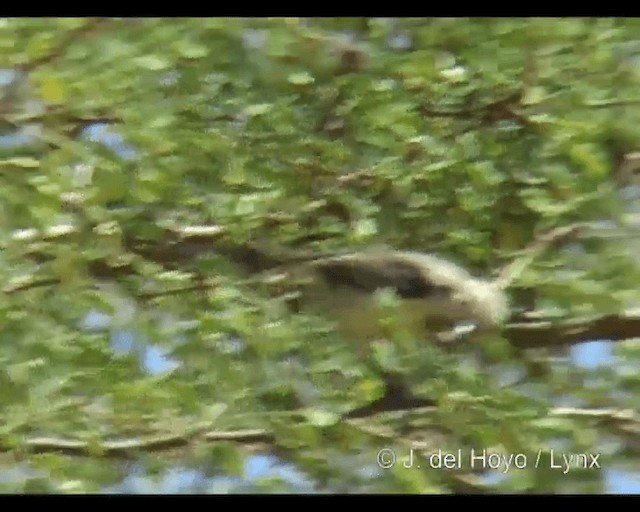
[1,17,640,493]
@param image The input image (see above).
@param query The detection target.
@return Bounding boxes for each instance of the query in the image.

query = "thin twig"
[495,223,586,290]
[3,277,61,295]
[137,282,216,301]
[581,100,640,109]
[5,427,274,458]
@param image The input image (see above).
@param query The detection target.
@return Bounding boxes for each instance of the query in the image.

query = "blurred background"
[2,18,640,494]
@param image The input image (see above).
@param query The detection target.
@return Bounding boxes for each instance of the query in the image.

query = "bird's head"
[448,279,510,332]
[391,252,510,334]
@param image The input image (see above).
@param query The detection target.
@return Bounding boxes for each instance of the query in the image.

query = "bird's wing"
[309,254,452,300]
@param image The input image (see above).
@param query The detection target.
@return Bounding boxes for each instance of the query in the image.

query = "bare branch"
[18,434,189,458]
[203,428,274,443]
[550,407,637,422]
[504,310,640,349]
[137,282,216,301]
[6,427,275,458]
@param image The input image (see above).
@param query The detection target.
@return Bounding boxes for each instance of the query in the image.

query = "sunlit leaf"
[39,75,65,103]
[134,55,171,70]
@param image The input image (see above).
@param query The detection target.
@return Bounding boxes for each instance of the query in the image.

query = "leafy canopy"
[1,17,640,493]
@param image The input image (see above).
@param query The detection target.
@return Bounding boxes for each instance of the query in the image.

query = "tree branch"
[9,405,636,491]
[3,277,61,295]
[7,407,635,457]
[495,223,586,290]
[6,428,275,458]
[504,311,640,349]
[6,222,640,350]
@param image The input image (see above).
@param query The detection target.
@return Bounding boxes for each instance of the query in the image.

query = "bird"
[281,249,510,344]
[226,232,602,417]
[217,227,576,416]
[263,249,511,417]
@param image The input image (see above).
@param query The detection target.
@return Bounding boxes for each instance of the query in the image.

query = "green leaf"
[370,340,400,372]
[134,55,172,70]
[0,157,40,168]
[177,41,209,59]
[207,444,245,477]
[39,75,66,103]
[244,103,273,117]
[303,408,339,427]
[287,72,314,85]
[351,218,377,240]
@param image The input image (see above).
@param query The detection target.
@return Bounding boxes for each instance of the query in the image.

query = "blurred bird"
[209,222,582,415]
[282,249,510,343]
